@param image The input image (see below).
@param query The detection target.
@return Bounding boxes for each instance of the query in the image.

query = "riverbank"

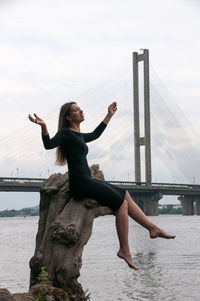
[0,205,39,217]
[0,204,182,217]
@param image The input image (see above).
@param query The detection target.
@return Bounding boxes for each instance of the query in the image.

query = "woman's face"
[67,103,84,124]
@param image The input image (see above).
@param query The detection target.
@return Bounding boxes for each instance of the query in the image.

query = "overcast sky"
[0,0,200,209]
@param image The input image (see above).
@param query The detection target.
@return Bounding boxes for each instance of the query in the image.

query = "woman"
[28,101,175,270]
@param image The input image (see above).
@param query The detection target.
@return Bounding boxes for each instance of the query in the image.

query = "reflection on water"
[80,215,200,301]
[0,215,200,300]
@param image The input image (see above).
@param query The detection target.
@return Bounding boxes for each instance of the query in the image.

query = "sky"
[0,0,200,209]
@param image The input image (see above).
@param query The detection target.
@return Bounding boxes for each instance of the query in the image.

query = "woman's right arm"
[28,113,65,149]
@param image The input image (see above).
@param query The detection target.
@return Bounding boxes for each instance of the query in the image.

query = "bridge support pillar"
[130,192,162,216]
[178,196,194,215]
[195,199,200,215]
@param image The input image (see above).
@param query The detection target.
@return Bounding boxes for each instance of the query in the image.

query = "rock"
[0,289,16,301]
[13,293,34,301]
[30,284,70,301]
[0,286,69,301]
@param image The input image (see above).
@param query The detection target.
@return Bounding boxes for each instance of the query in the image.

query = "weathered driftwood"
[29,164,113,300]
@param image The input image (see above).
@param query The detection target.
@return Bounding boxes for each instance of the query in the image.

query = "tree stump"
[29,164,113,300]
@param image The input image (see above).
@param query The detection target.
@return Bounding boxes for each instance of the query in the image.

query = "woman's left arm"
[103,101,117,125]
[82,102,117,143]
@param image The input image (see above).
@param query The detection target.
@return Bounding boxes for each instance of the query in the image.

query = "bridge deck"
[1,177,200,195]
[106,181,200,195]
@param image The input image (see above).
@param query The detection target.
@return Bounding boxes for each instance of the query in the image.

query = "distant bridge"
[1,177,200,215]
[0,177,46,192]
[2,176,200,194]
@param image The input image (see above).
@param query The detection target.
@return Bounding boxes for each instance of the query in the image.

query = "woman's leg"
[115,192,175,269]
[115,199,138,270]
[125,191,176,239]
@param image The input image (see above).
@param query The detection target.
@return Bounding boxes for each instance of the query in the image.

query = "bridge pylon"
[130,191,162,216]
[132,49,159,215]
[133,49,151,184]
[178,195,200,215]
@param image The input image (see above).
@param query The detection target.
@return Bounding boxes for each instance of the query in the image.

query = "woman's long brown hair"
[55,102,76,165]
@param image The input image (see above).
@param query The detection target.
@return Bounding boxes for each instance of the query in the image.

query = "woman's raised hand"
[103,102,117,124]
[108,102,117,116]
[28,113,46,127]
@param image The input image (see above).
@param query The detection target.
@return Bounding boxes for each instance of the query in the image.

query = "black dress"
[42,121,125,211]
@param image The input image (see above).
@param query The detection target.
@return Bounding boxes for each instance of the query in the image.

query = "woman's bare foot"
[117,250,139,270]
[150,226,176,239]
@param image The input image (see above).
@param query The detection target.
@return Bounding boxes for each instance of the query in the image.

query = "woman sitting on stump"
[28,101,175,270]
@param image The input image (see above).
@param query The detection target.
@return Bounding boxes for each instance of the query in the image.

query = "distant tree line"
[0,204,182,217]
[0,207,39,217]
[159,205,182,214]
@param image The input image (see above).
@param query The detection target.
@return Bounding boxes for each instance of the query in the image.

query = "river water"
[0,215,200,301]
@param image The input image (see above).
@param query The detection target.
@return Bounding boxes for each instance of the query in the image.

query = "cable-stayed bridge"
[1,49,200,215]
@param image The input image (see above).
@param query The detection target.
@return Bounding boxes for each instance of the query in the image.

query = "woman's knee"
[122,199,128,210]
[125,190,131,201]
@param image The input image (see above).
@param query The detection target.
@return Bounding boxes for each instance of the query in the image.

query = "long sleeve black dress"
[42,121,125,211]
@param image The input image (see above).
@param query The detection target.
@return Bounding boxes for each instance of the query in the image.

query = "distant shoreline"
[0,205,39,217]
[0,209,182,217]
[0,204,182,217]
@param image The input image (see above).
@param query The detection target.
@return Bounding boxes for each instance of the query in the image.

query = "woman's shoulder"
[60,127,76,139]
[61,127,69,133]
[58,126,74,132]
[59,127,83,139]
[55,127,70,140]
